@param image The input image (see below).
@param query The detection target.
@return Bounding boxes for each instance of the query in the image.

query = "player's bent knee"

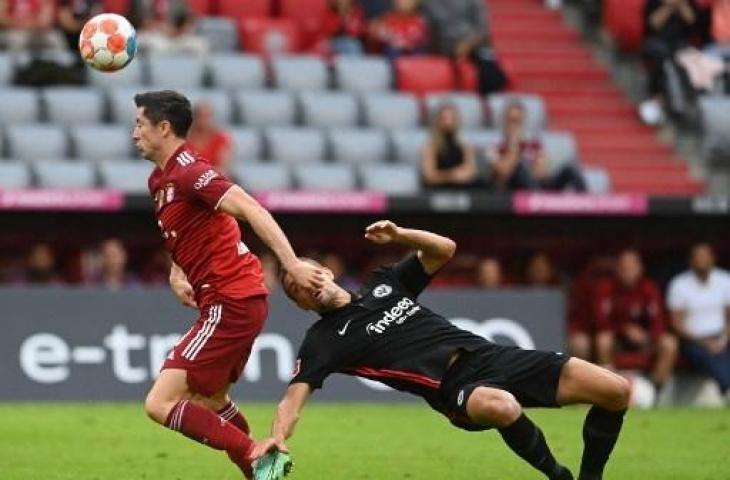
[144,391,176,425]
[607,375,631,411]
[469,389,522,428]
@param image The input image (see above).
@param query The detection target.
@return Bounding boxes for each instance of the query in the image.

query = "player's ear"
[158,119,172,137]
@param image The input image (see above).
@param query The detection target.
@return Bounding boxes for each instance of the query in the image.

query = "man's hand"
[249,437,289,461]
[365,220,401,245]
[702,334,728,355]
[285,260,326,291]
[171,277,197,309]
[623,323,650,347]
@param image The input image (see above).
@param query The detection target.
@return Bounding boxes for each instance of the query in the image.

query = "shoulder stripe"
[176,151,196,167]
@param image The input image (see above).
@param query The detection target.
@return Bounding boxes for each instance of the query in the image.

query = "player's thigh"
[466,386,522,428]
[555,357,630,410]
[144,368,194,423]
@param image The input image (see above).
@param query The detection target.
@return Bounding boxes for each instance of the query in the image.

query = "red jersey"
[593,277,666,340]
[321,6,366,38]
[7,0,43,22]
[148,145,267,303]
[378,12,428,51]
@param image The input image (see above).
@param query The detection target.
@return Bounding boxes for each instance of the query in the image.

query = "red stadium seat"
[240,17,301,55]
[455,59,478,92]
[219,0,272,20]
[603,0,645,53]
[279,0,329,48]
[395,56,456,96]
[186,0,211,16]
[103,0,130,14]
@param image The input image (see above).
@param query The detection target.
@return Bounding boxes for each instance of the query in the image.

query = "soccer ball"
[79,13,137,72]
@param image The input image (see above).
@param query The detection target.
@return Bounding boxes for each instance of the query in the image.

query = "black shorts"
[439,343,571,432]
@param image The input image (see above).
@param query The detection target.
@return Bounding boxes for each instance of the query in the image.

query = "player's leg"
[191,384,251,434]
[466,387,573,480]
[556,358,631,480]
[650,332,678,391]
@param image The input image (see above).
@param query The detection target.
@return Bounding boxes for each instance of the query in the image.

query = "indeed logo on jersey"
[194,169,219,190]
[366,297,421,335]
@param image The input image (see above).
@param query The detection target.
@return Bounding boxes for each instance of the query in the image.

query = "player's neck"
[330,289,352,309]
[154,139,187,170]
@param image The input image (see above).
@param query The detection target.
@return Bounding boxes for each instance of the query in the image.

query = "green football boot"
[253,451,293,480]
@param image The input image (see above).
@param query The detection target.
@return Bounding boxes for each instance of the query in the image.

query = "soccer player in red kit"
[132,91,320,478]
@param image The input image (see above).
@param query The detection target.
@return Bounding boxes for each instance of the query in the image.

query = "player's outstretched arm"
[365,220,456,275]
[271,383,312,443]
[218,185,325,290]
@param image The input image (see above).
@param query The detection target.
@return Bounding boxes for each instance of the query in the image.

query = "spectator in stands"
[525,251,560,287]
[639,0,702,125]
[0,0,66,51]
[476,256,502,289]
[594,249,678,398]
[668,243,730,402]
[56,0,104,51]
[421,103,479,189]
[86,238,139,290]
[19,243,61,285]
[317,0,367,56]
[488,100,587,192]
[137,6,209,55]
[703,0,730,58]
[369,0,429,60]
[187,102,233,172]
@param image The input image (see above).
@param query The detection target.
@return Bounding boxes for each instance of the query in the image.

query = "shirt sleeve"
[384,254,433,298]
[179,162,235,210]
[290,332,335,390]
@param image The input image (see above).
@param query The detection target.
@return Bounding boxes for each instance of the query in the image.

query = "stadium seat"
[148,55,206,88]
[362,93,421,130]
[333,56,392,92]
[488,93,547,134]
[0,88,40,124]
[239,17,301,55]
[279,0,329,48]
[700,97,730,164]
[235,90,296,127]
[293,163,357,191]
[33,160,96,188]
[98,161,153,193]
[43,88,105,126]
[87,55,145,87]
[390,129,429,164]
[424,93,485,129]
[0,162,31,188]
[234,163,292,192]
[455,59,478,92]
[181,89,234,124]
[0,53,13,85]
[603,0,645,53]
[229,128,264,161]
[186,0,211,15]
[197,17,239,52]
[271,56,328,91]
[265,127,326,164]
[71,126,132,161]
[463,129,502,150]
[6,125,69,161]
[359,164,420,195]
[329,128,389,164]
[299,92,359,128]
[219,0,271,20]
[584,167,612,194]
[395,56,456,96]
[541,131,579,172]
[209,54,266,90]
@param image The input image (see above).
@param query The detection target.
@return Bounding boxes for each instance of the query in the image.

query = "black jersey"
[291,255,488,412]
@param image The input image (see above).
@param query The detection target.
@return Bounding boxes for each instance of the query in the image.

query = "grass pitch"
[0,403,727,479]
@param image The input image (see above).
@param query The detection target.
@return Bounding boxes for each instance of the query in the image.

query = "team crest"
[373,284,392,298]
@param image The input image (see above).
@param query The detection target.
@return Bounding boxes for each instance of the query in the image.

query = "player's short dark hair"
[134,90,192,138]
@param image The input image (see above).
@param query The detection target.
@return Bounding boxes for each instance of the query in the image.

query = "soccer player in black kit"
[261,221,630,480]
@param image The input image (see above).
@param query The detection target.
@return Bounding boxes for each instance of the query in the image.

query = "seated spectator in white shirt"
[667,243,730,401]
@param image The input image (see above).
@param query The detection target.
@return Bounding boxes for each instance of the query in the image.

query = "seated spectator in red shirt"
[84,238,139,290]
[369,0,429,60]
[488,100,586,192]
[0,0,66,51]
[421,103,478,189]
[702,0,730,58]
[317,0,367,55]
[476,256,503,289]
[594,249,679,396]
[187,102,233,172]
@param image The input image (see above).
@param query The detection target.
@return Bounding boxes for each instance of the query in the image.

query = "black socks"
[578,407,627,480]
[499,414,571,480]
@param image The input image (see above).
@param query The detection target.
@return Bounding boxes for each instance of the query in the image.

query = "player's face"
[133,107,163,161]
[283,269,338,312]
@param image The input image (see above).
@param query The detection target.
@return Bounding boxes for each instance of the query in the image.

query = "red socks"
[217,400,251,434]
[165,400,254,477]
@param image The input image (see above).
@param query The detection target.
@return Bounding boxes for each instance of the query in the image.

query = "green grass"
[0,404,728,479]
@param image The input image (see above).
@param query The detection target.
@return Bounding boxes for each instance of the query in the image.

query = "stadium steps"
[488,0,702,195]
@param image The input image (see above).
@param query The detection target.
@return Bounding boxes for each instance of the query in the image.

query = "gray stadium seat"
[98,161,153,193]
[230,128,264,161]
[0,88,40,124]
[33,160,96,188]
[197,17,239,52]
[272,56,328,91]
[0,162,31,188]
[699,97,730,163]
[7,125,68,161]
[87,55,145,87]
[209,54,266,90]
[43,88,105,125]
[109,87,143,125]
[71,126,132,161]
[584,167,611,194]
[488,93,547,134]
[362,93,420,129]
[390,129,429,164]
[541,131,579,172]
[181,89,233,124]
[265,128,326,164]
[299,92,359,128]
[0,53,12,85]
[329,128,389,164]
[236,91,296,127]
[425,93,485,129]
[359,164,420,195]
[463,129,502,150]
[234,163,292,192]
[293,163,357,191]
[148,55,206,88]
[334,56,392,92]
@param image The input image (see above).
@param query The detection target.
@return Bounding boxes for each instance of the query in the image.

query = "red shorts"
[162,294,268,397]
